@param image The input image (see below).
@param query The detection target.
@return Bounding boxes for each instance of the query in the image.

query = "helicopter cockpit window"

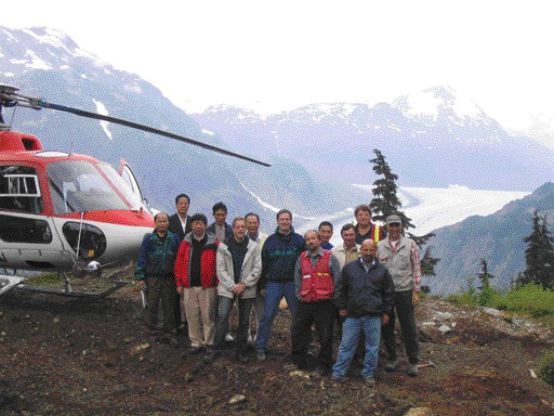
[47,160,130,214]
[97,163,143,210]
[0,166,43,214]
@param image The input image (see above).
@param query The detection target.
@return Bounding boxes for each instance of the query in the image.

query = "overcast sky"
[4,0,554,140]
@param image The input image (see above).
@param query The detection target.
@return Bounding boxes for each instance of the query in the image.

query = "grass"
[447,283,554,328]
[26,272,63,287]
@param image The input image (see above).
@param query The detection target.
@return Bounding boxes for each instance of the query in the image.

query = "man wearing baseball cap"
[377,214,422,377]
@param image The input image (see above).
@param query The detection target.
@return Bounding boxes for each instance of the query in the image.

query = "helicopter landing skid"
[0,274,26,296]
[2,272,128,299]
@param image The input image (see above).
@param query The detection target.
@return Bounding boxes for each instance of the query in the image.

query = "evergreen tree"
[478,259,494,290]
[369,149,439,276]
[369,149,413,227]
[521,211,554,289]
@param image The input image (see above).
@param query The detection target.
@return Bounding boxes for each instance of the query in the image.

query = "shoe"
[364,376,376,387]
[168,336,180,349]
[237,353,249,364]
[256,351,266,361]
[331,374,348,383]
[407,364,419,377]
[225,333,234,342]
[189,346,202,355]
[203,348,216,364]
[385,359,398,372]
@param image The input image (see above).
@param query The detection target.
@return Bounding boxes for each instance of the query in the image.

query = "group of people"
[135,195,422,386]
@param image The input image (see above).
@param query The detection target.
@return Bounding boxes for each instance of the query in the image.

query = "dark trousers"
[291,300,335,368]
[214,296,254,355]
[145,276,176,334]
[382,290,419,364]
[174,292,183,330]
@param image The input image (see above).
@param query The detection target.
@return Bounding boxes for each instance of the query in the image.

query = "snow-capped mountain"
[194,87,554,191]
[0,26,364,230]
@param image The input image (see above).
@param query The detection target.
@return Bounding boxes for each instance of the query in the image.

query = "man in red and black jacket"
[174,213,219,363]
[291,229,341,375]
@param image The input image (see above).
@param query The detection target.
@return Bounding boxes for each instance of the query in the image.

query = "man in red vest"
[291,230,341,375]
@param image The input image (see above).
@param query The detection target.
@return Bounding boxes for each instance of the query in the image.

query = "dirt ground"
[0,275,553,416]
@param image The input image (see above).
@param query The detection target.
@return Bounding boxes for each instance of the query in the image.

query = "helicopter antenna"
[9,104,17,128]
[0,84,270,167]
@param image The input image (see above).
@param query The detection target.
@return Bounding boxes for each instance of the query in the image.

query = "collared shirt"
[360,257,376,273]
[178,214,188,234]
[344,245,360,265]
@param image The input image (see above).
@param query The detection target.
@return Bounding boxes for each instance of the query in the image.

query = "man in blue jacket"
[135,212,181,343]
[255,209,305,361]
[332,239,394,386]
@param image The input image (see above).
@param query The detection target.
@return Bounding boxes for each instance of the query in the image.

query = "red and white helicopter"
[0,84,269,297]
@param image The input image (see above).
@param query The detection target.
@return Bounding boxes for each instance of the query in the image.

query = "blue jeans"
[214,296,254,355]
[332,315,381,379]
[255,281,298,352]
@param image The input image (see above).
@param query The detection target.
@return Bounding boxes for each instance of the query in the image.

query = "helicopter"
[0,84,269,297]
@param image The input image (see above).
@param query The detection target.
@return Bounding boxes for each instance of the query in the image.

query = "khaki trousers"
[182,286,216,348]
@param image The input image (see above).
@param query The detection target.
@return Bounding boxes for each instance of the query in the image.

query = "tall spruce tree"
[369,149,439,276]
[521,211,554,289]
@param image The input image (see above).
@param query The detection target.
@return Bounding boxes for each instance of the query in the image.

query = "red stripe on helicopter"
[55,210,154,227]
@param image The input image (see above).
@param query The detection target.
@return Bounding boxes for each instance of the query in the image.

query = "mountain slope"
[425,182,554,294]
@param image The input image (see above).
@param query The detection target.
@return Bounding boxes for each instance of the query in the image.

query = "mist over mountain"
[0,26,365,230]
[423,182,554,294]
[194,88,554,191]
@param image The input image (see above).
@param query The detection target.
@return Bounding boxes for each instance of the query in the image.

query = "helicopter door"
[118,160,145,206]
[0,165,71,270]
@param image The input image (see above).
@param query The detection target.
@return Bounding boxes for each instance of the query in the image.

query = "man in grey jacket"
[377,214,422,376]
[213,217,262,362]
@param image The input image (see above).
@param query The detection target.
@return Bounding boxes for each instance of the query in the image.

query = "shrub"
[537,350,554,387]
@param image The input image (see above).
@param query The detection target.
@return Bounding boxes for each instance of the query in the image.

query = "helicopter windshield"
[47,160,138,214]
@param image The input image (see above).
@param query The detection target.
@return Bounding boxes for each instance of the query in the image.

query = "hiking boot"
[237,353,250,364]
[331,374,348,383]
[364,376,376,387]
[203,348,216,364]
[189,346,203,355]
[256,351,266,361]
[407,364,419,377]
[385,359,398,372]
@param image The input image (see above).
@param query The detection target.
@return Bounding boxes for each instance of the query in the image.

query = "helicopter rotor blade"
[1,84,269,167]
[36,99,270,167]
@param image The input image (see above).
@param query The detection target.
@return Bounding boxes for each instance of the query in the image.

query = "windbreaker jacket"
[135,231,180,280]
[216,238,262,299]
[174,232,219,288]
[260,227,305,287]
[334,258,394,316]
[377,235,421,292]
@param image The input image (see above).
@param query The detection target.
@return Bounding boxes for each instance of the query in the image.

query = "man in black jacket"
[169,194,192,241]
[331,239,394,386]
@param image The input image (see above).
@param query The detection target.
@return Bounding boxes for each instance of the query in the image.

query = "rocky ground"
[0,274,553,416]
